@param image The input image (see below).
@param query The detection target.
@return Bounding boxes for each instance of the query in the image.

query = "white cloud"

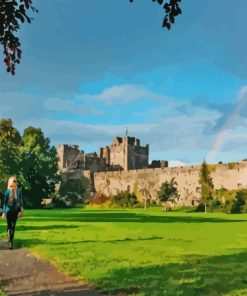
[168,160,188,167]
[80,84,164,105]
[44,97,104,115]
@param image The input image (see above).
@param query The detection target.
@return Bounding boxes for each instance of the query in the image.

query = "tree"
[53,176,91,208]
[0,118,21,192]
[130,0,182,30]
[157,177,179,211]
[20,126,59,208]
[0,0,38,75]
[0,0,182,75]
[198,160,214,213]
[231,190,247,214]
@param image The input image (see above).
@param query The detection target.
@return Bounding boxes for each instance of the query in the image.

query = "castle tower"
[57,144,80,171]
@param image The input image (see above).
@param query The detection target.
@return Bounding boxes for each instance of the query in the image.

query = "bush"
[52,192,84,208]
[111,191,139,208]
[157,177,179,205]
[43,202,55,209]
[196,203,206,212]
[208,198,221,212]
[89,193,111,205]
[23,195,35,209]
[53,177,91,208]
[223,200,234,214]
[231,190,247,214]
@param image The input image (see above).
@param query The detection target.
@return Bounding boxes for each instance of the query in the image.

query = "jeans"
[6,211,18,243]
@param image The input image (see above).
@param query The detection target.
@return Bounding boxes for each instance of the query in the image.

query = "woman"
[2,176,24,249]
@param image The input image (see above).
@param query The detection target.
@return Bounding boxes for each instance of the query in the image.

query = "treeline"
[0,118,59,208]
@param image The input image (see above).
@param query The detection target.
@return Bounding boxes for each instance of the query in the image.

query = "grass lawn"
[1,207,247,296]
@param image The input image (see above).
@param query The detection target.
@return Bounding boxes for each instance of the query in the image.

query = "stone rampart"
[93,162,247,206]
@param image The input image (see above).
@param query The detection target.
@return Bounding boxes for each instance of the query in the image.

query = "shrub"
[231,190,247,214]
[213,188,237,212]
[208,198,221,212]
[89,193,111,205]
[53,176,91,208]
[43,202,55,209]
[157,177,179,205]
[227,162,237,170]
[110,191,139,208]
[52,192,84,208]
[196,203,206,212]
[52,194,69,208]
[223,200,234,214]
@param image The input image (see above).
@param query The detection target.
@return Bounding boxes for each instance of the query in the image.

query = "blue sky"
[1,0,247,165]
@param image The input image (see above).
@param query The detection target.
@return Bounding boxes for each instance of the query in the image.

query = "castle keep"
[99,136,149,170]
[58,136,149,172]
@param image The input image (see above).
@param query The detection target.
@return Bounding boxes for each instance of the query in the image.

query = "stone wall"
[92,162,247,206]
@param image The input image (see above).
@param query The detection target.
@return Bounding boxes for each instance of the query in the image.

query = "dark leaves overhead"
[130,0,182,30]
[0,0,37,75]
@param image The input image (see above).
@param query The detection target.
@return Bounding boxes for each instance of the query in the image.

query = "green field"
[1,208,247,296]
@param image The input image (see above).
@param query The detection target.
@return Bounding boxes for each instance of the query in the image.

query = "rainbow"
[206,86,247,163]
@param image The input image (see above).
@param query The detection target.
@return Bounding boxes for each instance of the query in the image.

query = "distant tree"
[157,177,179,211]
[20,126,59,208]
[0,118,21,192]
[1,0,182,75]
[198,160,214,213]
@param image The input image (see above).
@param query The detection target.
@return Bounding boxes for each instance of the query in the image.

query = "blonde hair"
[7,176,17,190]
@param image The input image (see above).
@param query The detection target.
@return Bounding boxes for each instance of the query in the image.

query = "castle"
[57,136,247,206]
[57,136,163,173]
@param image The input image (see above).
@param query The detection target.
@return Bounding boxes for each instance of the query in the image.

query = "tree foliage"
[0,118,21,192]
[53,176,91,208]
[0,119,59,208]
[157,177,179,205]
[0,0,38,75]
[111,191,138,208]
[20,126,59,208]
[0,0,182,75]
[231,190,247,214]
[130,0,182,30]
[198,160,214,212]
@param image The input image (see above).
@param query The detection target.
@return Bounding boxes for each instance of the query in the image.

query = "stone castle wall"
[92,162,247,206]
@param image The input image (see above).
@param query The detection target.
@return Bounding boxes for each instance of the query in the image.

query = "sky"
[1,0,247,166]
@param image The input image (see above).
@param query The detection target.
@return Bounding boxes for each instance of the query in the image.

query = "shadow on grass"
[17,225,79,231]
[22,211,247,224]
[95,250,247,296]
[14,236,165,248]
[14,238,51,248]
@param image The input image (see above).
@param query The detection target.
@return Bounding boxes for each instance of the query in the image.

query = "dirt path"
[0,240,102,296]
